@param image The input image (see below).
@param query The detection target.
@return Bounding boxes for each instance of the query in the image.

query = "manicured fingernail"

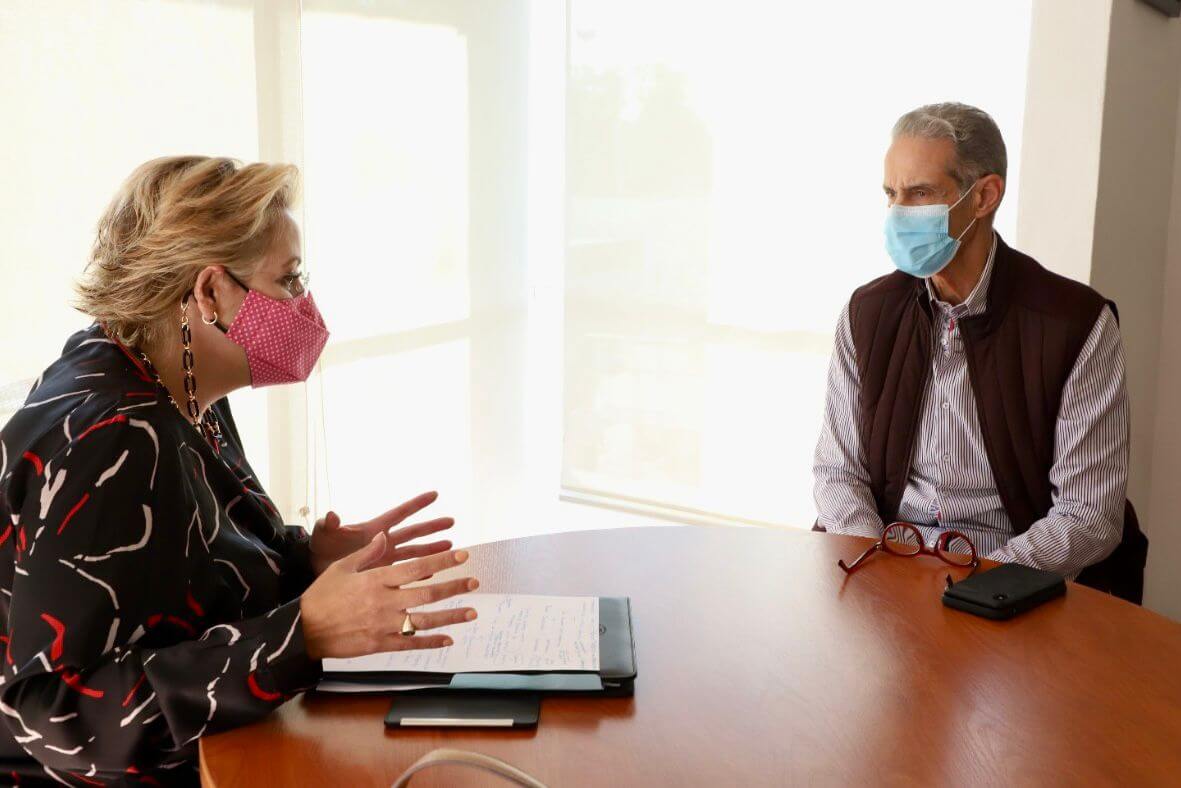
[442,637,453,646]
[465,609,477,621]
[454,550,469,563]
[467,578,480,591]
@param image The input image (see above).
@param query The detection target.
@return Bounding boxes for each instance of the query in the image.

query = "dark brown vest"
[847,234,1147,603]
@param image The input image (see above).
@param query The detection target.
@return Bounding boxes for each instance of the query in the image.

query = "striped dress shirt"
[813,233,1129,579]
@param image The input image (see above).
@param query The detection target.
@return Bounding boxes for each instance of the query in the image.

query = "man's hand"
[309,491,454,576]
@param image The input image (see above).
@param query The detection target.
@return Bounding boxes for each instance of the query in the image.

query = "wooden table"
[200,526,1181,786]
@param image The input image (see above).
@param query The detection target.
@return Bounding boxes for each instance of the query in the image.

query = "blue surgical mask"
[884,182,978,278]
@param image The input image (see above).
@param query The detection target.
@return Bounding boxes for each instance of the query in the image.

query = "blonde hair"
[76,155,301,347]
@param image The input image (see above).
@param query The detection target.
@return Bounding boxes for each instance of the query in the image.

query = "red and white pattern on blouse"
[0,326,320,786]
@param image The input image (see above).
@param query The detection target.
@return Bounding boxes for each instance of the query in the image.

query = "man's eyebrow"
[884,182,939,191]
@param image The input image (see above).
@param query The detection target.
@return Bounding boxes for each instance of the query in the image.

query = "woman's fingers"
[406,606,478,632]
[317,511,342,532]
[376,548,469,586]
[376,607,475,652]
[399,577,480,610]
[383,634,453,652]
[387,539,453,563]
[387,517,455,547]
[341,495,444,542]
[371,491,439,530]
[337,531,387,573]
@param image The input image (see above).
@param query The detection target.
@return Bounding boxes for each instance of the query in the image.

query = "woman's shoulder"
[1,326,181,477]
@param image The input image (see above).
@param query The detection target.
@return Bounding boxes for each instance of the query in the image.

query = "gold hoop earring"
[201,312,218,326]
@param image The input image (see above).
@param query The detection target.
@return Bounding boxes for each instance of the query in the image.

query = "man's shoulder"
[851,269,917,303]
[847,270,921,334]
[999,240,1110,323]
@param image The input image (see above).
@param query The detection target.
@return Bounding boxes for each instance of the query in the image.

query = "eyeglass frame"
[837,521,980,587]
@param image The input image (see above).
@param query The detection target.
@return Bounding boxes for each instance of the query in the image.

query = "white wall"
[1147,92,1181,623]
[1016,0,1111,284]
[1020,0,1181,619]
[1091,0,1181,521]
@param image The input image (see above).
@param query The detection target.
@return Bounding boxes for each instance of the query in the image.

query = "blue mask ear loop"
[949,181,980,244]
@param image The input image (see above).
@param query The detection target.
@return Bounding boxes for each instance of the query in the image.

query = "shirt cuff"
[280,525,318,601]
[985,547,1012,564]
[824,519,884,540]
[254,599,322,696]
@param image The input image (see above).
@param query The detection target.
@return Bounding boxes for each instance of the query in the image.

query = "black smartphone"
[942,563,1066,620]
[385,692,541,729]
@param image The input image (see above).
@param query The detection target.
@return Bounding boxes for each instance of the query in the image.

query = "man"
[813,102,1146,601]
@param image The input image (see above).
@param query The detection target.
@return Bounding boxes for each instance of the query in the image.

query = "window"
[0,0,259,382]
[3,1,1033,540]
[561,0,1032,527]
[298,2,532,540]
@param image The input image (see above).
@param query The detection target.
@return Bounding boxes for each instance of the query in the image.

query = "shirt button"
[941,402,950,410]
[943,454,951,463]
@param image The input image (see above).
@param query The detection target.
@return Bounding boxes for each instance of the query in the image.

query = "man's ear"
[976,174,1005,219]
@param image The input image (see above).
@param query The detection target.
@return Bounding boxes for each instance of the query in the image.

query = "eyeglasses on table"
[838,522,980,587]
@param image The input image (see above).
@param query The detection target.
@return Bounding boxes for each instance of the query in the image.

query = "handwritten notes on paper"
[323,594,600,675]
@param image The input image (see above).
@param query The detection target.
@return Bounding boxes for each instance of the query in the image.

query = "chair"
[0,378,35,431]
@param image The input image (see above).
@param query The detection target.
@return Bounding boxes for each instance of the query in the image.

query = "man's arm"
[813,302,885,538]
[988,307,1128,578]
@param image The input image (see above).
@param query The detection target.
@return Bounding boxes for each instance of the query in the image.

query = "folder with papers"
[318,594,636,697]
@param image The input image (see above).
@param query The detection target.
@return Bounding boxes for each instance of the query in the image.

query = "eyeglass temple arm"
[838,543,879,573]
[944,558,982,590]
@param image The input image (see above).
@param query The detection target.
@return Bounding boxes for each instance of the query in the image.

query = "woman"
[0,156,479,785]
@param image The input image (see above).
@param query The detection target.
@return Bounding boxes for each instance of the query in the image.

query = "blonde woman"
[0,157,479,784]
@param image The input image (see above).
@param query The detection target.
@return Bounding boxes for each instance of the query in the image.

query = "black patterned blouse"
[0,324,322,785]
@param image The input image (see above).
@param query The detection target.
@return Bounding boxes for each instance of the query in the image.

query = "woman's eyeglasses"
[838,522,980,587]
[281,270,310,296]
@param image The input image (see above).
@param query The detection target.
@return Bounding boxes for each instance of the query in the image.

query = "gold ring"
[400,613,416,636]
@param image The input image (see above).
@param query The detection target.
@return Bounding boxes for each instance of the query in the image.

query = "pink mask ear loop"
[210,270,251,334]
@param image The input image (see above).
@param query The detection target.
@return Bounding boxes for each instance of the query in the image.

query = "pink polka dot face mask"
[219,279,330,387]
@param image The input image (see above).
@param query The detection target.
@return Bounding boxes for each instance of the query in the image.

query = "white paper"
[322,594,600,674]
[314,680,440,693]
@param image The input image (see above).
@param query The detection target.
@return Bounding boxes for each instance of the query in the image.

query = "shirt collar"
[925,231,998,317]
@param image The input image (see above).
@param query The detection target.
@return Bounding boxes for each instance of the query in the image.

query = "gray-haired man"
[812,102,1146,600]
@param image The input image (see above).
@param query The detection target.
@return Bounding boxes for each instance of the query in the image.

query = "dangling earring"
[179,296,223,452]
[179,298,200,423]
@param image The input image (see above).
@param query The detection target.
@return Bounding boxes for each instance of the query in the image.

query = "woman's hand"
[309,491,453,576]
[299,531,480,660]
